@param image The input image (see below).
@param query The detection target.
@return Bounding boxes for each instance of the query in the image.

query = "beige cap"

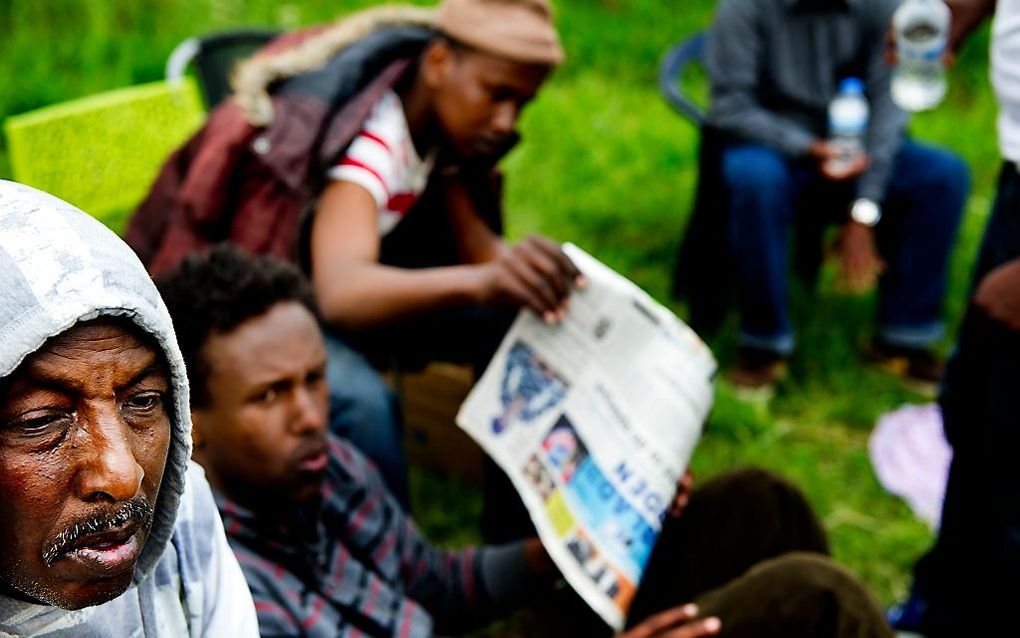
[437,0,565,66]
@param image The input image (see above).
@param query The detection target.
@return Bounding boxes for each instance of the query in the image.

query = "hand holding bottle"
[819,78,871,180]
[809,140,871,181]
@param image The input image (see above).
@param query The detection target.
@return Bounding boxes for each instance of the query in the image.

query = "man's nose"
[289,385,327,436]
[73,407,144,503]
[491,101,519,136]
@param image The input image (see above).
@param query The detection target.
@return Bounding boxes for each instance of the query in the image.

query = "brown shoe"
[866,340,944,395]
[727,347,788,397]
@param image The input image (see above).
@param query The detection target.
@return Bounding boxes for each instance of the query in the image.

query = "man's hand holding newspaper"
[621,605,722,638]
[521,537,722,637]
[457,244,717,630]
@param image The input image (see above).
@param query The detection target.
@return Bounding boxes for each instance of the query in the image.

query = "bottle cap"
[850,198,882,227]
[838,78,865,94]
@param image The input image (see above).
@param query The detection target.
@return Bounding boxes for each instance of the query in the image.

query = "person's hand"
[807,139,838,164]
[618,604,721,638]
[836,221,885,294]
[808,140,870,182]
[475,235,586,323]
[973,257,1020,331]
[667,470,694,518]
[821,152,869,182]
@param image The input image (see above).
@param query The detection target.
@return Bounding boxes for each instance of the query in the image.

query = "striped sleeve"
[328,130,396,209]
[326,91,406,210]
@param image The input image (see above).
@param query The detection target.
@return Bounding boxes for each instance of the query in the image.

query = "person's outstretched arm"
[946,0,998,54]
[310,178,582,330]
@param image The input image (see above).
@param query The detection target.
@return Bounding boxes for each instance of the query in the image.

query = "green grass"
[0,0,1003,614]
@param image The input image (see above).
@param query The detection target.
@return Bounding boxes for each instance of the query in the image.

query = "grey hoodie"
[0,181,258,637]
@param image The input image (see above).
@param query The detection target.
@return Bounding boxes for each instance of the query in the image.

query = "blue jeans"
[337,307,525,541]
[324,331,409,506]
[722,140,969,355]
[324,307,515,512]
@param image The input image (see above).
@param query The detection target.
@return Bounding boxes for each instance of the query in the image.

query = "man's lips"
[60,520,143,576]
[474,136,505,155]
[296,444,329,473]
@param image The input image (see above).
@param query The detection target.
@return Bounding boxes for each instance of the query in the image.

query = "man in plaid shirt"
[154,246,894,638]
[157,246,564,637]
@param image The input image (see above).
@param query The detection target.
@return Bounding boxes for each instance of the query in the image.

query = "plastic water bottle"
[892,0,950,111]
[827,78,869,178]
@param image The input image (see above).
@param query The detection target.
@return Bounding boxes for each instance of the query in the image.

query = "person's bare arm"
[444,174,586,322]
[310,180,488,330]
[835,221,885,294]
[311,179,586,329]
[444,172,505,264]
[946,0,998,55]
[973,258,1020,330]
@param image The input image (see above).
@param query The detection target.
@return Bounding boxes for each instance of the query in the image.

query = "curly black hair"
[155,244,320,407]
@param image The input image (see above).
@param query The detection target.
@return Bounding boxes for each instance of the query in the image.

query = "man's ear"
[189,410,206,450]
[422,39,455,89]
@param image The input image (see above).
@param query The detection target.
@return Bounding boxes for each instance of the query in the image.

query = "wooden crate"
[393,363,484,484]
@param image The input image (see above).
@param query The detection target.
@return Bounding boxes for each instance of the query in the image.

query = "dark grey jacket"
[707,0,905,201]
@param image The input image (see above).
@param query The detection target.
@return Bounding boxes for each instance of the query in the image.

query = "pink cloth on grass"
[868,403,953,529]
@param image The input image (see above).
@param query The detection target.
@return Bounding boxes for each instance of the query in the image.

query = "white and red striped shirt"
[327,90,435,236]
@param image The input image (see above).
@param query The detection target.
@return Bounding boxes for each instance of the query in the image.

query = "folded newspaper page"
[456,243,717,630]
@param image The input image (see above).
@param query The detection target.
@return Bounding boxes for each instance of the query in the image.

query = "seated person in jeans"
[706,0,969,389]
[128,0,582,510]
[154,245,895,638]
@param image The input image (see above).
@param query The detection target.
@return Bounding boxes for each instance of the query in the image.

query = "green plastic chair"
[3,78,204,233]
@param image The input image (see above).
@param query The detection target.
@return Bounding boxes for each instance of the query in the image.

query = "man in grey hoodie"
[0,180,258,636]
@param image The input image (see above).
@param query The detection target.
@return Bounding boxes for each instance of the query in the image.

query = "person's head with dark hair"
[155,245,329,510]
[402,0,564,159]
[155,244,319,407]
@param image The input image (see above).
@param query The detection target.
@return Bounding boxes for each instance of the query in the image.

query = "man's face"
[193,302,329,508]
[0,320,172,610]
[426,41,552,158]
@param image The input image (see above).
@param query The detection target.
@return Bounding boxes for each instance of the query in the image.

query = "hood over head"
[0,179,191,587]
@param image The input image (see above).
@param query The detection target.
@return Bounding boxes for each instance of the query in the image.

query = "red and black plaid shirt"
[215,435,532,637]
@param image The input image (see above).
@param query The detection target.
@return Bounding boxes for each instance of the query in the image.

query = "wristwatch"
[849,198,881,227]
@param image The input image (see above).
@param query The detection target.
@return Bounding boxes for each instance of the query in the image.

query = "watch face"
[852,200,881,226]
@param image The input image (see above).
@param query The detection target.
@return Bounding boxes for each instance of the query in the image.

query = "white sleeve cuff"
[327,165,389,210]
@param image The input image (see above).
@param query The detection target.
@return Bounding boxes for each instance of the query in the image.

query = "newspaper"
[456,244,717,630]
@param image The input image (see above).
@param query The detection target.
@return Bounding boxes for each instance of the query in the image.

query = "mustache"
[42,498,154,566]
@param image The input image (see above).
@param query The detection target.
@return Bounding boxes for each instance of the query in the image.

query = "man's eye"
[486,87,509,103]
[256,387,278,404]
[3,412,74,439]
[123,392,164,414]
